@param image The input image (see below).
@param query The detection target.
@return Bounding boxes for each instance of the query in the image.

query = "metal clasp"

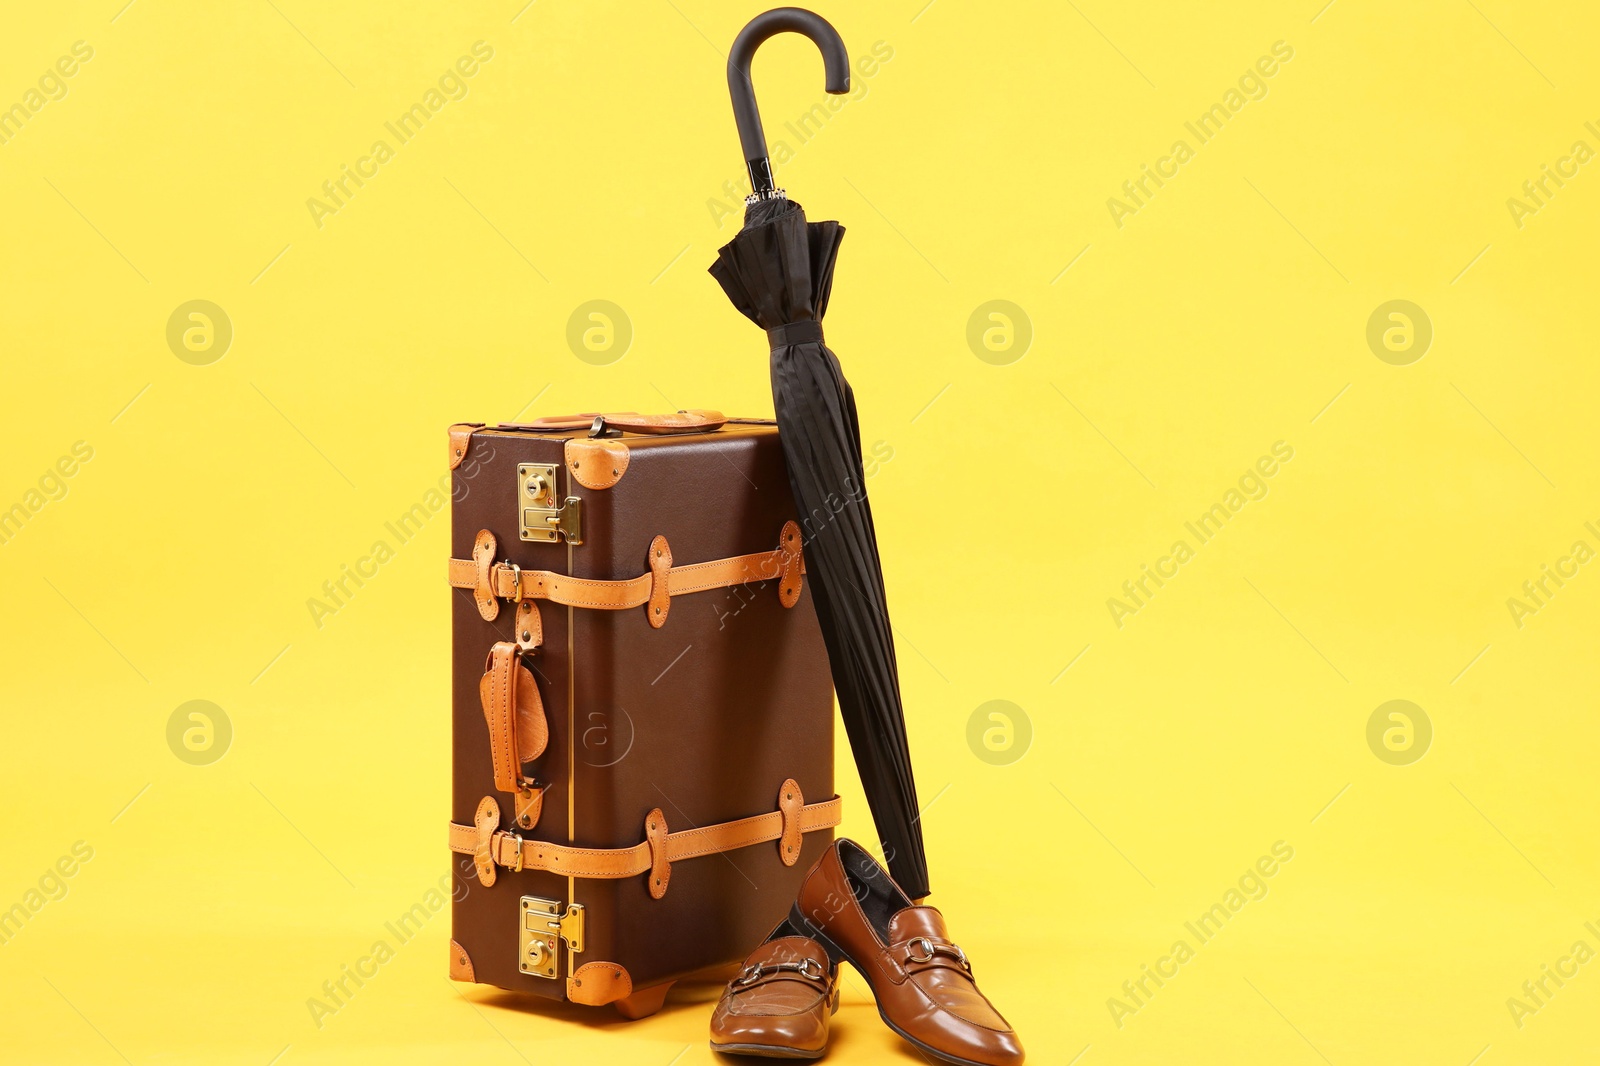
[505,833,524,872]
[519,896,586,980]
[518,463,583,544]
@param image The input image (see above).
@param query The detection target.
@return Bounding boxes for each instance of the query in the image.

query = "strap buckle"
[505,833,524,872]
[504,561,522,601]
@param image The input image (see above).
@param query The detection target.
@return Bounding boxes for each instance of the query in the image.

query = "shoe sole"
[708,1040,826,1060]
[787,903,1002,1066]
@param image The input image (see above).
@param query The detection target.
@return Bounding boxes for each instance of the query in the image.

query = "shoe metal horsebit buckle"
[906,936,969,970]
[735,957,826,986]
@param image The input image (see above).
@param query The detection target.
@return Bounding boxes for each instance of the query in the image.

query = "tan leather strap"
[449,521,804,614]
[507,410,726,435]
[595,410,726,435]
[647,536,672,628]
[514,599,542,654]
[778,778,804,867]
[519,411,642,428]
[645,808,670,898]
[447,793,841,884]
[473,797,499,887]
[471,530,499,621]
[479,642,547,829]
[446,561,651,609]
[777,522,803,607]
[512,786,544,832]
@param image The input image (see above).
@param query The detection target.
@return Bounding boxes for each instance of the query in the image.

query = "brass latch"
[519,896,586,979]
[518,463,583,544]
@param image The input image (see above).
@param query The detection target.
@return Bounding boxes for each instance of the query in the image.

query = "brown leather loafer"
[710,921,840,1059]
[791,839,1024,1066]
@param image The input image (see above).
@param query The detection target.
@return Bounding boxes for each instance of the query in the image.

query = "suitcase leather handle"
[480,641,547,830]
[512,410,728,435]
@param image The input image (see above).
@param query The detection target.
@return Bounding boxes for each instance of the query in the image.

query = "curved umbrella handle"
[728,8,850,199]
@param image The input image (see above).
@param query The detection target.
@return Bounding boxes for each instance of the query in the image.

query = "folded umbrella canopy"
[708,7,929,899]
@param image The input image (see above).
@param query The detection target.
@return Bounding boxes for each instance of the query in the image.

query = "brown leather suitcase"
[444,410,838,1017]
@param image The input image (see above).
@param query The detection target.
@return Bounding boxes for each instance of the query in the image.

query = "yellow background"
[3,1,1598,1063]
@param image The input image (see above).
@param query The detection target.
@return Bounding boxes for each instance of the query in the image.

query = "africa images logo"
[1107,442,1295,628]
[1105,41,1295,229]
[305,42,495,229]
[1107,841,1296,1028]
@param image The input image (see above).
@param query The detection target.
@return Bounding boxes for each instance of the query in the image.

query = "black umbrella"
[708,7,929,899]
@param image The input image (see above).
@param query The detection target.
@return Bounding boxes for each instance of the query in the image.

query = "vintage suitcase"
[444,410,839,1017]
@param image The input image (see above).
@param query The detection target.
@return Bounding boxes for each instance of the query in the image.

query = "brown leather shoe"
[791,839,1024,1066]
[709,921,840,1059]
